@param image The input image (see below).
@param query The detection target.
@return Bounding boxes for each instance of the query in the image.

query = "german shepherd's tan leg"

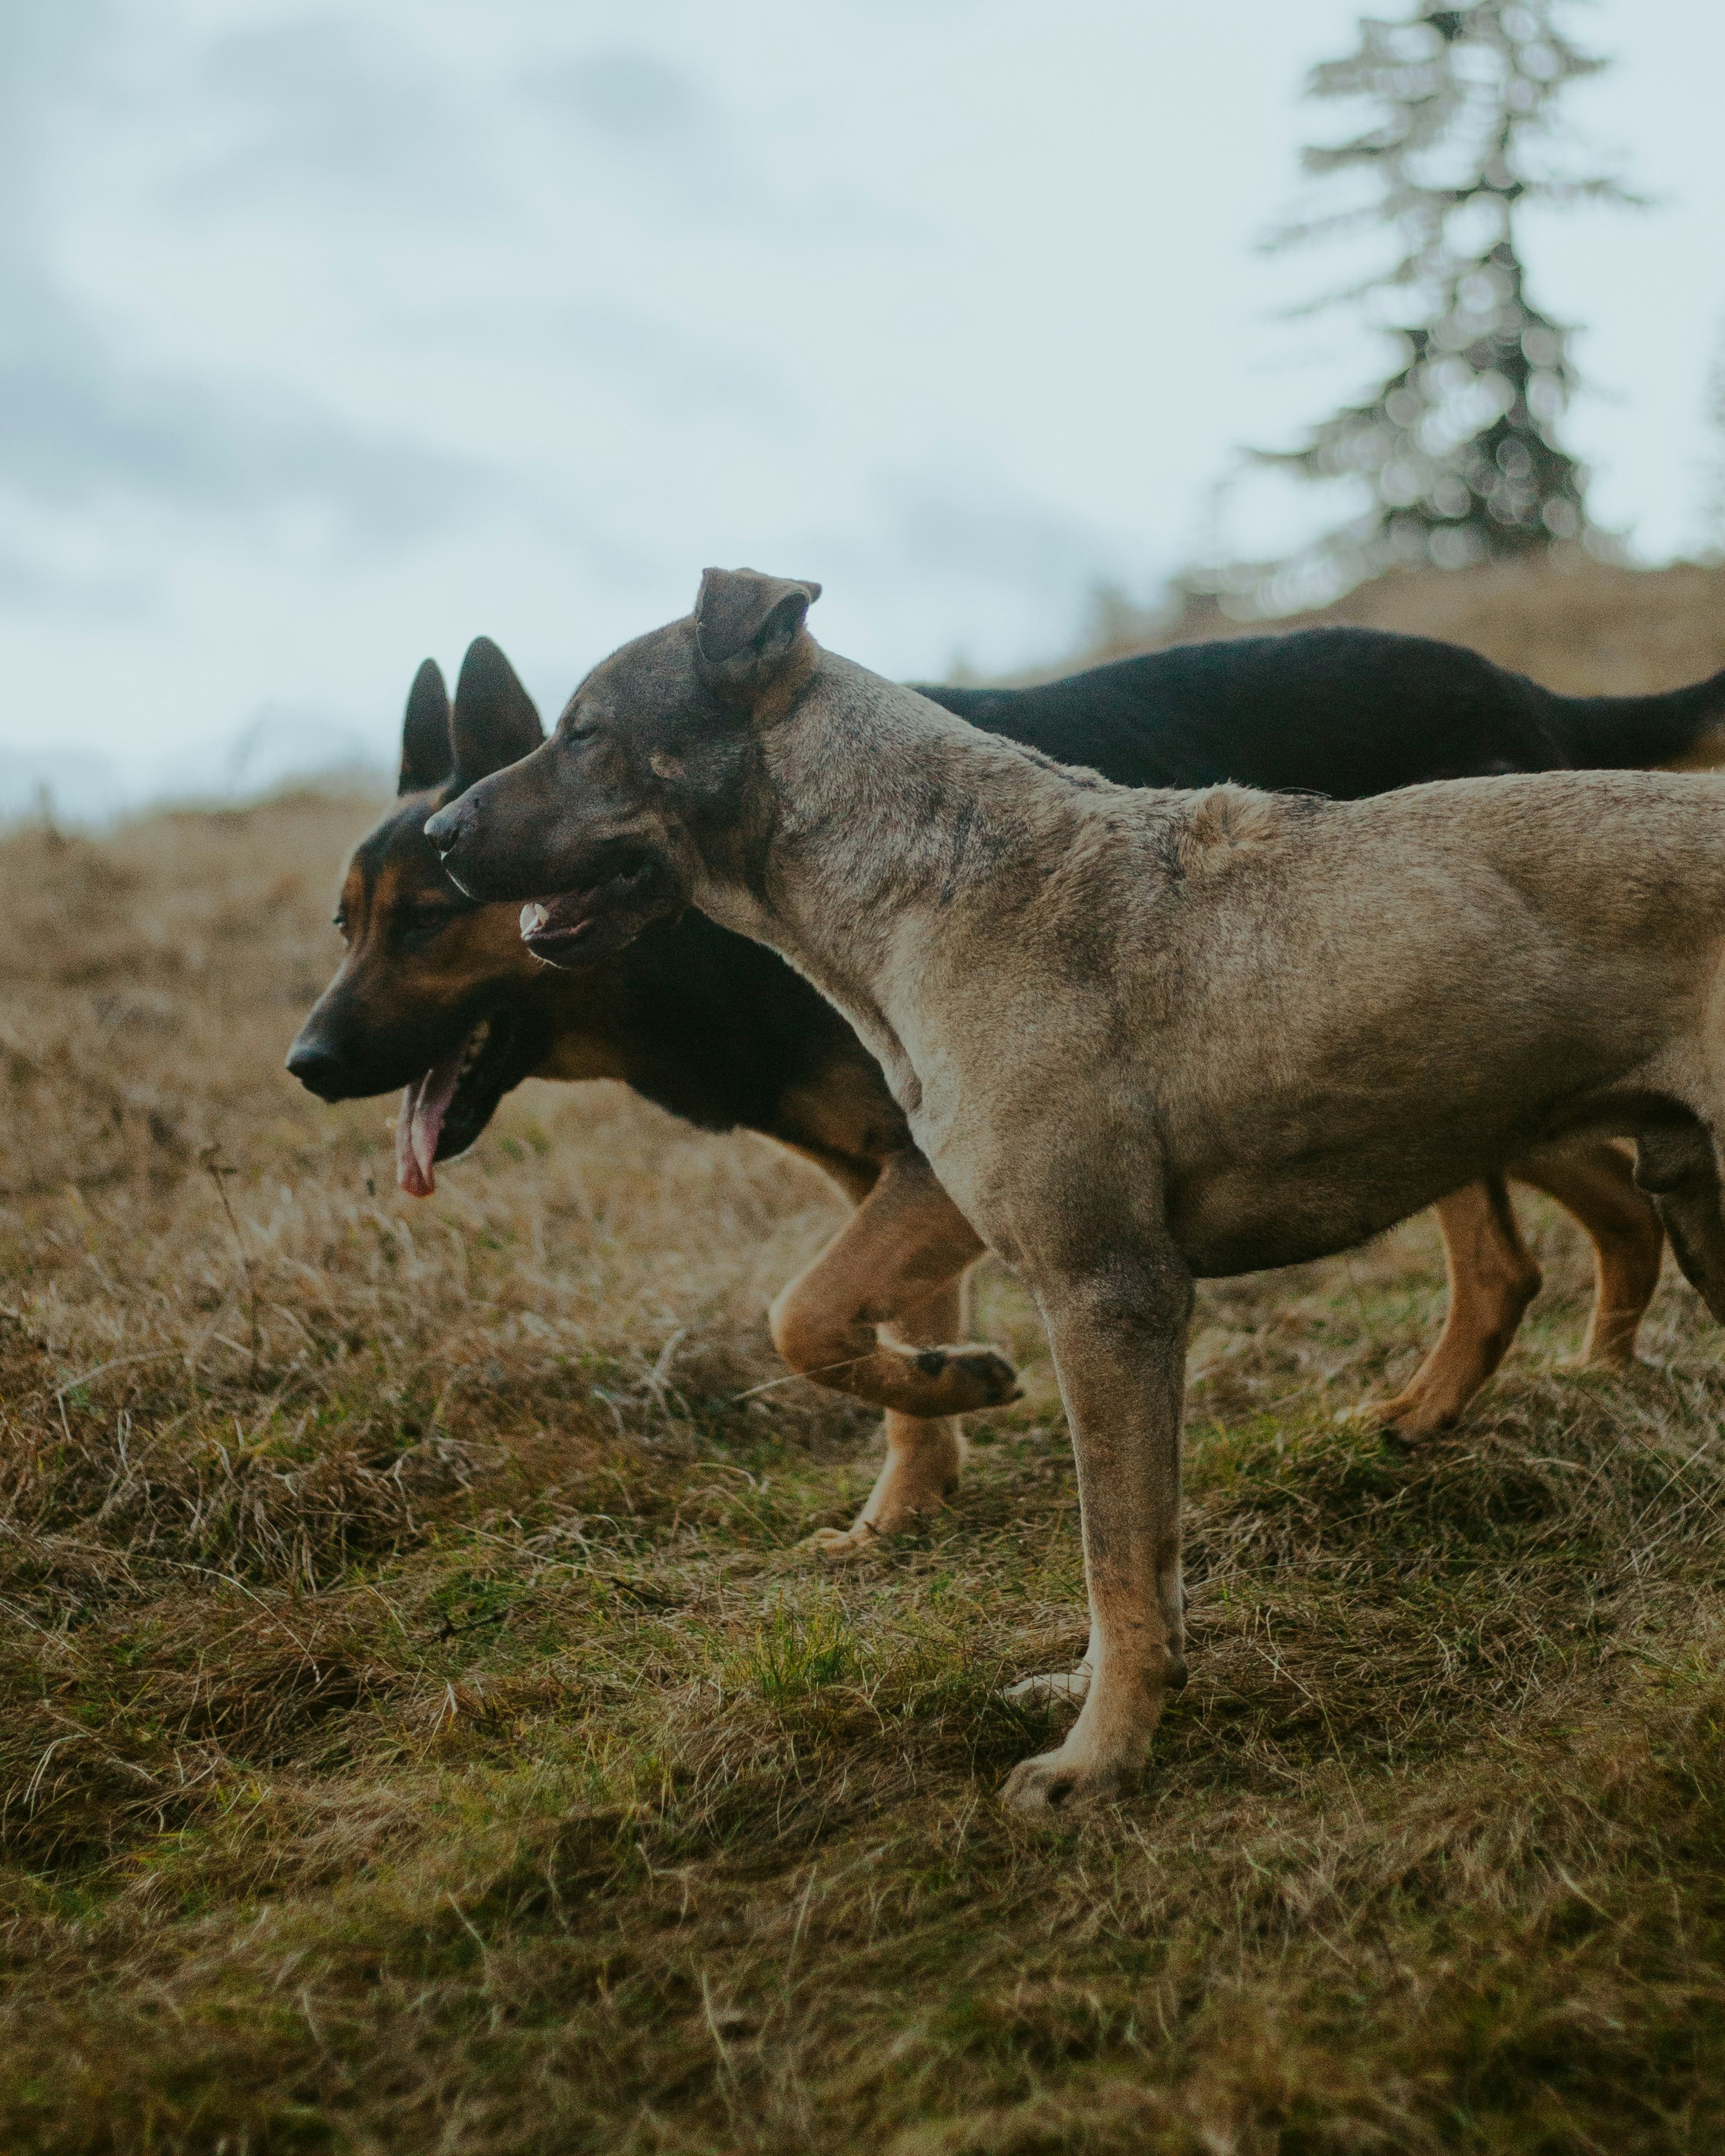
[1372,1175,1540,1440]
[1511,1141,1664,1368]
[1002,1258,1193,1816]
[803,1272,973,1560]
[1374,1144,1665,1440]
[768,1149,1012,1418]
[772,1149,1013,1556]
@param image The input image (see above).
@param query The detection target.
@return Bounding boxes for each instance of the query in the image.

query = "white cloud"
[0,0,1720,802]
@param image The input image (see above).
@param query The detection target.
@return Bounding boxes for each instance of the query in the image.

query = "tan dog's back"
[899,766,1725,1277]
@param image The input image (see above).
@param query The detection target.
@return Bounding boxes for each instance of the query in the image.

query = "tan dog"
[429,569,1725,1814]
[290,645,1662,1563]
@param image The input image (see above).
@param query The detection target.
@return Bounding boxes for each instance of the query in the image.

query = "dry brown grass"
[3,565,1725,2153]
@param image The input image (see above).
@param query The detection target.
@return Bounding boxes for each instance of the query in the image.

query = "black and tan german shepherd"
[289,628,1724,1551]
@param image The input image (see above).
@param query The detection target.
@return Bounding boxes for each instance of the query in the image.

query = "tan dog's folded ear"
[695,567,821,698]
[451,637,545,785]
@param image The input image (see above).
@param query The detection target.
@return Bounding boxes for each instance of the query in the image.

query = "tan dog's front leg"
[804,1273,971,1560]
[1002,1260,1193,1817]
[768,1149,1014,1417]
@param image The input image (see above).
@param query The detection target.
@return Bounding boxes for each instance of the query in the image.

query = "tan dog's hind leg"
[1002,1261,1192,1817]
[803,1273,972,1560]
[1372,1176,1540,1440]
[1512,1142,1664,1369]
[768,1149,1013,1417]
[1636,1125,1725,1324]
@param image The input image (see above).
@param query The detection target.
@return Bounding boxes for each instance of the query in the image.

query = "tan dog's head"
[425,570,821,962]
[286,639,572,1193]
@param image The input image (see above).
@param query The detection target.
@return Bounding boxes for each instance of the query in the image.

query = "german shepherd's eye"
[333,911,349,941]
[393,902,460,954]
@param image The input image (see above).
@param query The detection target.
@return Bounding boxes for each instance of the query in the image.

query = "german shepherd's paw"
[1336,1393,1458,1447]
[909,1342,1022,1413]
[1000,1749,1133,1819]
[1002,1663,1091,1709]
[801,1519,890,1563]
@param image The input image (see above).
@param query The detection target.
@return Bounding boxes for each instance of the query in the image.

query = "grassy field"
[4,559,1725,2153]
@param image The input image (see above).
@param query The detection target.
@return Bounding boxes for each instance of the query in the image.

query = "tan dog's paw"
[1000,1749,1131,1818]
[1003,1663,1091,1708]
[914,1343,1021,1413]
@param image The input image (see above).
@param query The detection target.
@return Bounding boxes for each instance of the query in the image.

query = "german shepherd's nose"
[285,1037,351,1101]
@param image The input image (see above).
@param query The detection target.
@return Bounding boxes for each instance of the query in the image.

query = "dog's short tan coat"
[430,570,1725,1813]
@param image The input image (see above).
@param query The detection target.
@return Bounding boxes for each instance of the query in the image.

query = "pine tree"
[1258,1,1632,595]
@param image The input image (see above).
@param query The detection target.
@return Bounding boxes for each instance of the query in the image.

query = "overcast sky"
[4,1,1722,814]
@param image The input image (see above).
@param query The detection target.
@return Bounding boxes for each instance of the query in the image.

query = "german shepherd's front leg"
[768,1149,1015,1417]
[804,1272,972,1559]
[1002,1255,1193,1817]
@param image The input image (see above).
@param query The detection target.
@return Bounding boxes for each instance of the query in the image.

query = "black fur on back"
[920,625,1725,798]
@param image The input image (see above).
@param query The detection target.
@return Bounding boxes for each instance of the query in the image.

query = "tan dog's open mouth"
[519,856,656,965]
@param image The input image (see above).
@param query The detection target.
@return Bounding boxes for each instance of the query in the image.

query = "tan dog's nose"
[423,799,467,859]
[423,798,483,895]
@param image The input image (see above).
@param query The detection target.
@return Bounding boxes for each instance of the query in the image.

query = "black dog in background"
[932,624,1725,795]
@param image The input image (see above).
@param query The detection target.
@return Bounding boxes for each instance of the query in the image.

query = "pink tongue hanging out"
[395,1038,467,1197]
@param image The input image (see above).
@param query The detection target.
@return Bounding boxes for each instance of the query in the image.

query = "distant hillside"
[1074,557,1725,698]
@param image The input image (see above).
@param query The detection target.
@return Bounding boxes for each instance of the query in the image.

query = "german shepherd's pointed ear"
[694,568,821,700]
[451,637,544,784]
[398,658,454,795]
